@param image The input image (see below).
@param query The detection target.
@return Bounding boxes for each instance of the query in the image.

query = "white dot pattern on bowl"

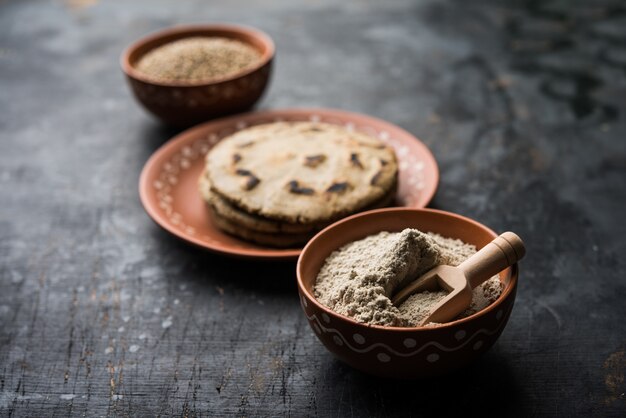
[133,68,269,107]
[377,353,391,363]
[426,353,440,363]
[303,302,514,367]
[403,338,417,348]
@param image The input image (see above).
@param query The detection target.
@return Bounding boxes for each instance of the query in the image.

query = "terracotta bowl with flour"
[121,24,274,127]
[296,208,519,378]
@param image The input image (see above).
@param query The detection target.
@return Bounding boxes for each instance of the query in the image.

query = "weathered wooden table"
[1,0,625,416]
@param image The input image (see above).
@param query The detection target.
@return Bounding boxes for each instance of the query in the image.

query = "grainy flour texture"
[314,229,503,327]
[136,37,261,83]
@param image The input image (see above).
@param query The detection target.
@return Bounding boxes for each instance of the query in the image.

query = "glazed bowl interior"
[296,208,518,378]
[122,24,275,86]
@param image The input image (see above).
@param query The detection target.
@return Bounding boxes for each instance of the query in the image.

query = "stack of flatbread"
[199,121,398,247]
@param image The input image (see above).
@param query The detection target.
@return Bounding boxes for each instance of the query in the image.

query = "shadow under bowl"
[121,23,274,127]
[296,207,518,379]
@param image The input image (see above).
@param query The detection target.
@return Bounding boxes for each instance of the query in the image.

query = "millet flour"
[313,228,503,327]
[136,37,261,83]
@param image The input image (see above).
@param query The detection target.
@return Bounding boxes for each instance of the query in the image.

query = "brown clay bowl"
[121,24,274,127]
[296,208,519,379]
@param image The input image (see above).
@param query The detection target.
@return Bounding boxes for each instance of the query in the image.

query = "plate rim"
[139,107,440,260]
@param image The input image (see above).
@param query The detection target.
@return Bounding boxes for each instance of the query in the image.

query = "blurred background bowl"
[296,208,519,378]
[121,24,274,127]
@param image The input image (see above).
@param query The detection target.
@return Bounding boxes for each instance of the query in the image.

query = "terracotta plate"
[139,108,439,260]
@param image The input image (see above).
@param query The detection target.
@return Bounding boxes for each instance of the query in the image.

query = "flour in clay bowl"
[313,228,504,327]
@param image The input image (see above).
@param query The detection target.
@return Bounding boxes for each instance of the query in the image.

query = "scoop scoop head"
[392,232,525,325]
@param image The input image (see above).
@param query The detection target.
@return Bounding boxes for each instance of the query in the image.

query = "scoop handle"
[458,232,525,289]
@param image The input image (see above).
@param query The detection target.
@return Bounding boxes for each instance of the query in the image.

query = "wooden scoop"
[391,232,525,326]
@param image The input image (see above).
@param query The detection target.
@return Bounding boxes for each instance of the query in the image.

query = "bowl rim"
[120,23,275,87]
[296,207,519,332]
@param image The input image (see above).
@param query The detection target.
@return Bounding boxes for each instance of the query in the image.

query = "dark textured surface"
[1,0,625,416]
